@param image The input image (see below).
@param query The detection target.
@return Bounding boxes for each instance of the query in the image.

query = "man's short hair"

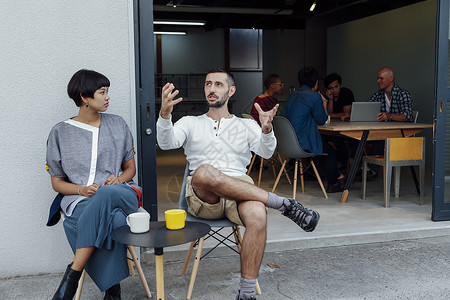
[207,68,235,87]
[324,73,342,88]
[298,66,319,88]
[264,74,281,90]
[67,69,110,107]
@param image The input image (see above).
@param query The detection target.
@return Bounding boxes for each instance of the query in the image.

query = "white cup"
[126,212,150,233]
[325,115,331,124]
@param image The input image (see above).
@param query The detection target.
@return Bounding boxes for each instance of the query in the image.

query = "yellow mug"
[165,209,187,230]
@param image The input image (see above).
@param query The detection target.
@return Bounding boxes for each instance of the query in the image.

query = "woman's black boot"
[104,283,121,300]
[51,263,82,300]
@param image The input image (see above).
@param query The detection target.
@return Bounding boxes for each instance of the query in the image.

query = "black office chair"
[271,116,328,199]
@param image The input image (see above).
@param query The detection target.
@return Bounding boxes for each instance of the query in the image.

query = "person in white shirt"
[156,68,320,300]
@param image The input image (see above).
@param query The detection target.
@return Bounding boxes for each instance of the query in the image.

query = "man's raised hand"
[160,82,183,120]
[255,103,279,134]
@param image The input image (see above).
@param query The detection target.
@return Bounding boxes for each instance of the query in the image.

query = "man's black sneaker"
[281,198,320,232]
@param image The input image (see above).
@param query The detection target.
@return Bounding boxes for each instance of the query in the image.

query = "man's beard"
[206,93,228,108]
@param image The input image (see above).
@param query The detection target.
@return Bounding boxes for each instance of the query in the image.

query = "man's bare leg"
[191,164,269,205]
[191,164,319,232]
[238,200,267,279]
[191,164,319,299]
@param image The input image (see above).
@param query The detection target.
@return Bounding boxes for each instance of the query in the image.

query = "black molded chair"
[179,163,261,299]
[271,116,328,199]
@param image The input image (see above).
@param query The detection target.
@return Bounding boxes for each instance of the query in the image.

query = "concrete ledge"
[143,226,450,264]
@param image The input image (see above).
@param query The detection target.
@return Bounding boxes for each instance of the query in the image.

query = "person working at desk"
[324,72,357,168]
[250,74,283,125]
[157,68,319,300]
[324,72,354,121]
[283,66,346,193]
[369,67,413,122]
[367,67,414,178]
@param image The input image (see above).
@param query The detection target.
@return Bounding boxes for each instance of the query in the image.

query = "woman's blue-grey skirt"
[63,184,138,291]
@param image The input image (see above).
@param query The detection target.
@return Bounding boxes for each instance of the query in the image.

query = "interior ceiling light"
[154,31,186,35]
[310,0,317,11]
[153,20,205,26]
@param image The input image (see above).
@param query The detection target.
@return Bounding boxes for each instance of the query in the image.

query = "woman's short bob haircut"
[67,69,110,107]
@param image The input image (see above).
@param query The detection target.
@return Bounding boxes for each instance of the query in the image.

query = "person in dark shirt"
[324,73,355,121]
[324,73,357,168]
[250,74,283,125]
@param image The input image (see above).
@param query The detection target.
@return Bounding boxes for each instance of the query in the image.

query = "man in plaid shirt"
[364,67,414,179]
[368,67,413,122]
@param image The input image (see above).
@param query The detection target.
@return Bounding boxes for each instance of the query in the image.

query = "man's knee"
[240,202,267,230]
[192,164,222,188]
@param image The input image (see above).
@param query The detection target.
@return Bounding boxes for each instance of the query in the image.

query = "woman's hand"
[79,184,100,197]
[104,175,121,185]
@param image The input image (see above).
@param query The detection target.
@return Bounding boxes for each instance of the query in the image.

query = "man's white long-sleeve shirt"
[157,114,277,177]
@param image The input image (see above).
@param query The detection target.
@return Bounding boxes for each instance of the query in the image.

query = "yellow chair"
[75,246,151,299]
[362,137,425,207]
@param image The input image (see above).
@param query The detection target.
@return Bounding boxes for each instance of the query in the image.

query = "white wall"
[0,0,136,277]
[327,0,437,164]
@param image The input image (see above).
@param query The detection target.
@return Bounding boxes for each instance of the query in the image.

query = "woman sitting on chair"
[46,69,141,300]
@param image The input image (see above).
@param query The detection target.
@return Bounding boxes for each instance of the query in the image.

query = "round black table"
[111,221,210,300]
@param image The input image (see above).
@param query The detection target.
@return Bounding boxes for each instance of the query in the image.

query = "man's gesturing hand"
[160,82,183,120]
[255,103,279,134]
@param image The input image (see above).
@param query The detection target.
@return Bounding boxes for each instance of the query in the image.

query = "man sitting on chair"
[156,68,320,300]
[283,66,346,193]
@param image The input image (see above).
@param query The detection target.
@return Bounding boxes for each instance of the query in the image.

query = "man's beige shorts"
[185,174,254,226]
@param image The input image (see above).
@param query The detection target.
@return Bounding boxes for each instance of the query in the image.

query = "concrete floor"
[154,148,450,260]
[3,149,450,300]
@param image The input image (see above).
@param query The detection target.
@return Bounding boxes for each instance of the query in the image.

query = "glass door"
[432,0,450,220]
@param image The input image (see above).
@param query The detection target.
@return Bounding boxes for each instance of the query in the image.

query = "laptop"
[350,102,381,122]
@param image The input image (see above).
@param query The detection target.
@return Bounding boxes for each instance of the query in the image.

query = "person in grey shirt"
[46,69,141,300]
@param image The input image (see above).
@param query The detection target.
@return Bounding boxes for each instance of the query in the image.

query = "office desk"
[111,221,211,300]
[318,121,433,203]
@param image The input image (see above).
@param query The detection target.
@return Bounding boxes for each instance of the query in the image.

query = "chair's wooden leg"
[255,280,262,295]
[187,237,204,299]
[247,154,257,175]
[128,245,152,299]
[271,160,287,193]
[182,241,196,275]
[257,157,264,187]
[234,226,242,252]
[310,160,328,199]
[271,157,277,179]
[75,269,86,300]
[299,160,305,193]
[127,249,135,276]
[293,160,298,199]
[278,153,292,185]
[155,254,164,300]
